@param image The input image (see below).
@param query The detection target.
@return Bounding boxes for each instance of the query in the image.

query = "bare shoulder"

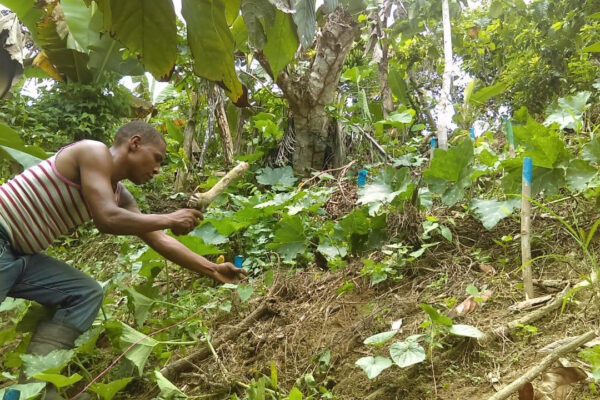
[55,140,111,184]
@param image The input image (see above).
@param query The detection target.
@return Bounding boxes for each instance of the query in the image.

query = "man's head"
[113,121,166,184]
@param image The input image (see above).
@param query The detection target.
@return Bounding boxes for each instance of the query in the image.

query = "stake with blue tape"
[521,157,534,299]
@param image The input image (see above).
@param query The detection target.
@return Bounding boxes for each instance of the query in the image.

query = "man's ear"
[129,135,142,151]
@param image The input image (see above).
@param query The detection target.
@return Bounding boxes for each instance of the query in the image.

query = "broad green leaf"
[172,235,221,256]
[191,224,229,245]
[389,341,426,368]
[231,15,250,52]
[439,225,452,242]
[183,0,246,105]
[21,349,74,378]
[109,0,176,80]
[125,287,155,327]
[544,91,591,130]
[61,0,96,52]
[241,0,276,48]
[449,324,484,339]
[292,0,316,48]
[0,146,43,169]
[33,372,82,388]
[583,41,600,52]
[74,326,104,355]
[468,81,508,106]
[226,0,242,25]
[154,370,188,399]
[263,11,298,79]
[317,242,348,261]
[237,283,254,302]
[364,330,397,346]
[423,139,474,206]
[0,123,48,159]
[355,356,392,379]
[374,111,413,130]
[566,159,596,192]
[470,198,520,230]
[419,304,452,326]
[357,167,413,214]
[165,120,184,145]
[105,321,158,376]
[267,215,306,261]
[257,166,297,188]
[89,377,133,400]
[0,383,45,400]
[286,387,303,400]
[388,66,408,103]
[582,137,600,163]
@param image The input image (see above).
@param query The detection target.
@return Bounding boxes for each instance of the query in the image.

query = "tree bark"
[174,89,200,191]
[258,8,359,175]
[210,85,234,166]
[371,0,394,118]
[437,0,453,150]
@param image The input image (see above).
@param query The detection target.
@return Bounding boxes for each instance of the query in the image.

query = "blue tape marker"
[523,157,532,185]
[357,169,367,187]
[3,389,20,400]
[233,255,243,268]
[469,127,475,139]
[430,137,437,148]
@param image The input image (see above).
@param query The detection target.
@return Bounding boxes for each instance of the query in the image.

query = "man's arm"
[119,188,245,284]
[78,142,200,235]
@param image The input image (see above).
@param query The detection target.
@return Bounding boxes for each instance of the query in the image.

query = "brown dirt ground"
[2,186,600,400]
[159,197,600,400]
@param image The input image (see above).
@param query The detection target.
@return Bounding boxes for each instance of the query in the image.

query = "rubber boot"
[23,321,83,400]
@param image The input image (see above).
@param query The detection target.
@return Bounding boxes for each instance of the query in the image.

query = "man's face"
[129,137,166,184]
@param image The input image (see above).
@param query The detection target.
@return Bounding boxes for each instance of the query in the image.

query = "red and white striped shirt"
[0,148,121,254]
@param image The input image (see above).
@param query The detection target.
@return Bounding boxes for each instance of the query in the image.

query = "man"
[0,121,245,399]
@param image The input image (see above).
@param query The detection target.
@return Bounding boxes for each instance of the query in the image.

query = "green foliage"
[424,139,474,206]
[0,78,130,150]
[264,11,299,79]
[182,0,245,103]
[89,377,133,400]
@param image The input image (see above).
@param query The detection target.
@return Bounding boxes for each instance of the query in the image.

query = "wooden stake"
[522,157,534,299]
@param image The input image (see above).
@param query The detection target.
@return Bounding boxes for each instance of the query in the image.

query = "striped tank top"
[0,146,121,254]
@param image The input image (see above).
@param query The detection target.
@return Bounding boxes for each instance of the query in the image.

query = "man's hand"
[211,262,247,284]
[169,209,203,236]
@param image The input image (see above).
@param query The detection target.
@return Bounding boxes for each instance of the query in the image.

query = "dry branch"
[189,162,249,209]
[160,300,273,379]
[487,330,596,400]
[480,286,576,345]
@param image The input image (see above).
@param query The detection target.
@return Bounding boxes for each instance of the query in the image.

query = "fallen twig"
[487,330,596,400]
[160,300,274,379]
[480,285,576,345]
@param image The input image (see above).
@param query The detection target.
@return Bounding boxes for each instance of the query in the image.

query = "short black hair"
[113,121,165,146]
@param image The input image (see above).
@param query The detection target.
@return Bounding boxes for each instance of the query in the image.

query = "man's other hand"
[212,262,247,284]
[169,209,203,235]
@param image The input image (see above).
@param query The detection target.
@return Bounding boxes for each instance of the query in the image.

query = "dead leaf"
[584,337,600,348]
[537,367,587,400]
[509,295,552,311]
[449,290,493,317]
[479,263,497,274]
[519,382,534,400]
[467,25,481,39]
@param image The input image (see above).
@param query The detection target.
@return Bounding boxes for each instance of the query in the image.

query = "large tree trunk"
[437,0,454,150]
[174,89,200,191]
[259,8,359,175]
[210,85,234,166]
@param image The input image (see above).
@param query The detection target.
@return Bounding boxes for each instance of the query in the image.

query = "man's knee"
[84,279,104,308]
